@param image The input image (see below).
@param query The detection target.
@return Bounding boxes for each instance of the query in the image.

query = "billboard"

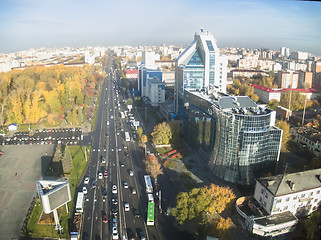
[36,180,71,213]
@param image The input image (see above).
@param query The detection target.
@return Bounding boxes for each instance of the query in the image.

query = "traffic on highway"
[78,55,161,240]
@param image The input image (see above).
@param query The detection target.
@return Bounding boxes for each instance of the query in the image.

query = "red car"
[103,215,108,223]
[104,170,108,178]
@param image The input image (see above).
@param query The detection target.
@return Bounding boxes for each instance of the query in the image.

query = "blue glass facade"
[183,90,282,185]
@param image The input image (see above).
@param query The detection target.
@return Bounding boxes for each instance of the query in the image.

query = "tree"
[144,154,163,179]
[276,120,290,148]
[267,99,280,111]
[126,98,133,106]
[139,134,148,146]
[313,114,321,131]
[172,184,235,225]
[169,121,181,144]
[151,122,172,145]
[136,127,143,137]
[61,145,73,174]
[52,144,62,162]
[207,217,233,240]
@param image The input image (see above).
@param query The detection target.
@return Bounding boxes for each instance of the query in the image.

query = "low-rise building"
[291,127,321,156]
[126,69,138,79]
[236,168,321,237]
[231,69,268,79]
[251,84,281,103]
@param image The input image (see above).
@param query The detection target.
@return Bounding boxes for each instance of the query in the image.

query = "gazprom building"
[183,89,283,185]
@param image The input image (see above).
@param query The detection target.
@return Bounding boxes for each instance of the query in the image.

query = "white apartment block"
[251,84,281,103]
[254,168,321,217]
[145,77,165,106]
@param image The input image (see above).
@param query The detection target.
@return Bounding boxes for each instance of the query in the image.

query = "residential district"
[1,28,321,240]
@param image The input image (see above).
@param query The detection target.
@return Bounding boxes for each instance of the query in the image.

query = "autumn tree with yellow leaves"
[172,184,235,225]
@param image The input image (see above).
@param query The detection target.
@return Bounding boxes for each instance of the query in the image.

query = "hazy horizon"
[1,0,321,56]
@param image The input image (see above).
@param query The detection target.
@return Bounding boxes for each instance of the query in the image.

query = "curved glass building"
[183,89,283,185]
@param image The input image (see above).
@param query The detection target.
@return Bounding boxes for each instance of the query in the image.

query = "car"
[103,214,108,223]
[101,156,106,163]
[102,187,107,198]
[82,186,87,194]
[112,184,117,194]
[111,115,114,119]
[111,206,118,215]
[124,151,129,157]
[120,162,125,167]
[112,217,117,226]
[133,208,140,218]
[107,121,110,125]
[91,180,96,189]
[127,229,136,240]
[117,147,121,152]
[98,172,103,179]
[138,231,146,240]
[112,198,118,205]
[123,144,127,149]
[104,170,108,178]
[129,170,134,176]
[123,182,128,189]
[112,232,119,239]
[84,177,90,184]
[131,188,137,195]
[124,202,130,212]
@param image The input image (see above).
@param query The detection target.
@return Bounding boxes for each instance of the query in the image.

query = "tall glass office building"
[175,29,227,118]
[183,89,283,185]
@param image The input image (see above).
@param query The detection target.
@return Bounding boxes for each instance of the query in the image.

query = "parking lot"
[0,127,83,146]
[0,144,55,239]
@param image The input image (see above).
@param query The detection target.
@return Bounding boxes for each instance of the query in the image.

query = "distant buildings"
[175,28,227,117]
[277,70,299,88]
[183,89,282,185]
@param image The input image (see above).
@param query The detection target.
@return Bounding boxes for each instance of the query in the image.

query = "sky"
[1,0,321,55]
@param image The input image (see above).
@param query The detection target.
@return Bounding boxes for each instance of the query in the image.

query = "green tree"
[62,145,73,174]
[313,114,321,131]
[126,98,133,106]
[267,99,280,111]
[53,144,62,162]
[276,120,290,148]
[151,122,172,145]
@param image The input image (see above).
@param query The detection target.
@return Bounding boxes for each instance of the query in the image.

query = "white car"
[124,203,130,212]
[129,170,134,176]
[123,182,128,189]
[84,177,90,184]
[82,186,87,194]
[112,185,117,194]
[98,172,103,179]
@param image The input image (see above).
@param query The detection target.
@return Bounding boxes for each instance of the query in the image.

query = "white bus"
[75,192,85,213]
[144,175,153,194]
[125,132,130,142]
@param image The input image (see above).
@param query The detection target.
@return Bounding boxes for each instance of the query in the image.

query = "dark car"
[138,231,146,240]
[133,208,140,218]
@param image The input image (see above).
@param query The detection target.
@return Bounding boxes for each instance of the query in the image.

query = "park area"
[22,145,90,238]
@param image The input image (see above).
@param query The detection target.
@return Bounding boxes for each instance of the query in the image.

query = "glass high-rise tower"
[175,29,227,117]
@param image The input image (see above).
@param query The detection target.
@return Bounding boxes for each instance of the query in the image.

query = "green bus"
[146,201,155,226]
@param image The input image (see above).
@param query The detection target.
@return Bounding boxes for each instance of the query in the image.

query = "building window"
[317,190,320,194]
[293,196,297,200]
[315,199,318,203]
[259,197,262,203]
[264,202,267,207]
[275,208,280,212]
[261,188,264,194]
[301,194,305,198]
[310,192,313,196]
[276,199,282,203]
[286,197,290,202]
[284,206,288,211]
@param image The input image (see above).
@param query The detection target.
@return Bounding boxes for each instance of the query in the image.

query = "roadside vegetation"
[0,65,104,132]
[23,145,90,238]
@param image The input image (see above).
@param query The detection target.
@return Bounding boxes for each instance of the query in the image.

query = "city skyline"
[1,0,321,55]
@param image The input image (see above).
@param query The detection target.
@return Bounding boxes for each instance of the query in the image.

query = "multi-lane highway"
[79,55,161,240]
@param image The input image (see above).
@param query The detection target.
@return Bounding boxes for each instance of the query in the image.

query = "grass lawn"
[180,172,192,180]
[23,145,90,238]
[18,123,37,131]
[156,146,173,157]
[164,160,177,169]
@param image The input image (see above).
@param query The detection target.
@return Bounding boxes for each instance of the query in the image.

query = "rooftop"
[257,168,321,197]
[251,84,279,93]
[254,211,298,227]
